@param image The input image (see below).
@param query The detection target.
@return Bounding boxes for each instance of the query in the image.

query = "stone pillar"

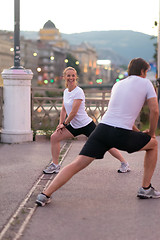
[1,68,33,143]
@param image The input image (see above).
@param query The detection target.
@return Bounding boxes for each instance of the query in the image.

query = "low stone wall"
[0,87,3,129]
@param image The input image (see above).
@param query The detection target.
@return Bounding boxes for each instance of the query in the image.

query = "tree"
[152,21,158,64]
[66,53,81,75]
[152,37,157,64]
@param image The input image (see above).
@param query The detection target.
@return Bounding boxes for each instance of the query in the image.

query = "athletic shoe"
[117,162,130,173]
[43,163,60,174]
[137,185,160,199]
[36,193,51,206]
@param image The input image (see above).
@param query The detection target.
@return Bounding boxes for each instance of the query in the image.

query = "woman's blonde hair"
[63,67,78,88]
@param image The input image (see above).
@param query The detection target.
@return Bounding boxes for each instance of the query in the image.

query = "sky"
[0,0,159,36]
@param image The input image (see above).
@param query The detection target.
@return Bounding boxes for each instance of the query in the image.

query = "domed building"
[39,20,69,49]
[43,20,56,29]
[38,20,98,85]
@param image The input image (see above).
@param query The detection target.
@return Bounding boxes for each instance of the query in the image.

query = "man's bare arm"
[147,97,159,137]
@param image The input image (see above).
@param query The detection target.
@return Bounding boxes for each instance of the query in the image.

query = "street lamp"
[11,0,23,69]
[1,0,33,144]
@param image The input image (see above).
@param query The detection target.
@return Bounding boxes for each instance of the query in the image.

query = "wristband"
[63,121,68,127]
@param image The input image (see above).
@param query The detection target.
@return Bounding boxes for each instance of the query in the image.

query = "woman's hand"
[56,123,65,133]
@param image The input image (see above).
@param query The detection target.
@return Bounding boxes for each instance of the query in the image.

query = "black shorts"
[79,123,151,159]
[66,121,96,137]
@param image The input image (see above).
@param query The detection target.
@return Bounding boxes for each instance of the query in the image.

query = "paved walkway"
[0,136,160,240]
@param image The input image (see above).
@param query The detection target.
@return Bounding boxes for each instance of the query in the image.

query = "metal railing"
[31,87,111,131]
[0,86,142,136]
[0,87,111,134]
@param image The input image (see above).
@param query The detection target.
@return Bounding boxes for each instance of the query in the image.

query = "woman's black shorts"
[79,123,151,159]
[66,121,96,137]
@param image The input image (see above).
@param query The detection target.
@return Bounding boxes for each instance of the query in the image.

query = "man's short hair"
[128,58,150,76]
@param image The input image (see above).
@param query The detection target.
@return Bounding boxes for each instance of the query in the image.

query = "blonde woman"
[43,67,130,174]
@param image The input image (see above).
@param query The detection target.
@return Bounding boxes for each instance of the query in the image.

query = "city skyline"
[0,0,159,36]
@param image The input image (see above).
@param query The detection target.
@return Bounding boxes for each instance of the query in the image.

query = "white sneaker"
[137,185,160,199]
[117,162,130,173]
[43,163,60,174]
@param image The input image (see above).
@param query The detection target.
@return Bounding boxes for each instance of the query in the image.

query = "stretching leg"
[50,128,74,165]
[44,155,94,196]
[109,148,127,163]
[140,137,158,188]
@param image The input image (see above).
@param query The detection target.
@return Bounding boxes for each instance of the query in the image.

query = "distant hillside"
[20,30,156,65]
[21,31,39,41]
[62,31,156,65]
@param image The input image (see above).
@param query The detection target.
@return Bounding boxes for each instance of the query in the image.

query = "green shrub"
[45,91,63,97]
[34,93,44,97]
[140,105,149,124]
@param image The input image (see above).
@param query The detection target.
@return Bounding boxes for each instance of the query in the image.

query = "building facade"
[0,31,38,86]
[37,40,66,87]
[39,20,98,85]
[0,20,99,87]
[20,38,39,85]
[70,42,97,84]
[0,31,14,86]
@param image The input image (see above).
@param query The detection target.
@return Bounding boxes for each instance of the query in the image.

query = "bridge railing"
[31,87,111,132]
[0,86,142,138]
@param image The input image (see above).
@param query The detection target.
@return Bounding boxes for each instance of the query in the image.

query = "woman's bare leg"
[109,148,127,163]
[50,128,74,165]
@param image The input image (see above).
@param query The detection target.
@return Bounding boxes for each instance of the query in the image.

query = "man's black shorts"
[79,123,151,159]
[66,121,96,137]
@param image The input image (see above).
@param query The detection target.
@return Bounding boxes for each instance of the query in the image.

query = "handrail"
[31,87,111,131]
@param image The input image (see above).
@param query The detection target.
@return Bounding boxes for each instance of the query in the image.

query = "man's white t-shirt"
[101,76,157,130]
[63,86,92,129]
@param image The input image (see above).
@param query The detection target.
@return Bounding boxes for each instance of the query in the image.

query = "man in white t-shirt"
[36,58,160,206]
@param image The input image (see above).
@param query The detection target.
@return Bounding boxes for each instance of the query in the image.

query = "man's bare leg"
[140,137,158,188]
[43,155,94,197]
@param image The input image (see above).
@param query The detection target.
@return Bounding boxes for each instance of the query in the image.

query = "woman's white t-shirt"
[101,76,157,130]
[63,86,92,129]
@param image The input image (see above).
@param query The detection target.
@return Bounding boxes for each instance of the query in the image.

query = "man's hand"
[143,129,156,138]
